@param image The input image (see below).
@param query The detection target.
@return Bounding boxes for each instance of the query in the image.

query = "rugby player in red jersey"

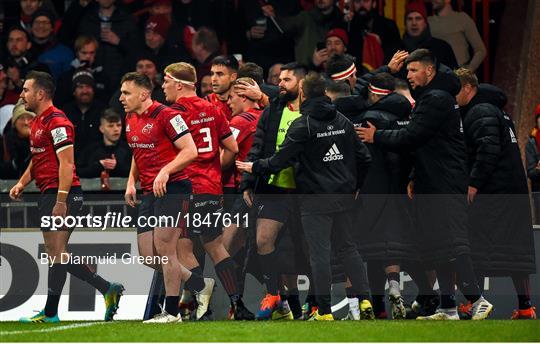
[205,55,238,120]
[162,62,254,320]
[222,77,262,273]
[120,72,213,323]
[10,71,124,323]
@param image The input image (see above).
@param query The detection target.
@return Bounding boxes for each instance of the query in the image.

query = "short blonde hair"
[164,62,197,86]
[455,67,479,88]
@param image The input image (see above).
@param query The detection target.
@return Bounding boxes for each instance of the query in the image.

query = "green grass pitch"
[1,320,539,342]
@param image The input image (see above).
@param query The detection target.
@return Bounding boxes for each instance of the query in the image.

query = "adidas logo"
[323,143,344,162]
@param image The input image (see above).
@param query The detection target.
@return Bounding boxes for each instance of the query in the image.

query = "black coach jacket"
[239,97,288,193]
[460,84,528,194]
[251,96,371,212]
[373,66,468,194]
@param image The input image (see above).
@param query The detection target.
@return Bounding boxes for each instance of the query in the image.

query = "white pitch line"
[0,321,107,336]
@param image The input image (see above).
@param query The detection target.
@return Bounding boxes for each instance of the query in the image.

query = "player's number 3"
[198,127,213,153]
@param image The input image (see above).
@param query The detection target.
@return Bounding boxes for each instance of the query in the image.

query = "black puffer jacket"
[252,96,372,213]
[460,84,528,194]
[374,65,468,194]
[359,93,412,194]
[463,84,536,275]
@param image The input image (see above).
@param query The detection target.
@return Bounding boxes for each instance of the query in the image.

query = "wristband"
[56,201,66,204]
[58,190,69,194]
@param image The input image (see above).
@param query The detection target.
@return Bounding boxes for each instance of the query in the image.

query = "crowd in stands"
[0,0,488,181]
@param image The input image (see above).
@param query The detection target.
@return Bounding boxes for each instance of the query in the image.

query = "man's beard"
[356,8,375,20]
[279,89,298,102]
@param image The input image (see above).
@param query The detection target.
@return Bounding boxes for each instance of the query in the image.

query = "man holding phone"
[312,28,348,71]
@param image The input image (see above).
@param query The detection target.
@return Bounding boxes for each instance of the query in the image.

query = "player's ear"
[231,72,237,81]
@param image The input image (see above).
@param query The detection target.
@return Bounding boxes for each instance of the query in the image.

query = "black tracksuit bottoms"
[302,209,370,315]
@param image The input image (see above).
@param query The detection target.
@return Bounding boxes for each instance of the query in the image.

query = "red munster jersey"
[125,101,190,194]
[222,108,262,189]
[30,106,81,192]
[171,96,232,195]
[205,93,232,120]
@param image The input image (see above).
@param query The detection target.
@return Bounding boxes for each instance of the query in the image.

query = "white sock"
[348,297,359,310]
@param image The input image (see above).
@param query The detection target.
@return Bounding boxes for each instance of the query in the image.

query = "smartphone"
[316,41,326,51]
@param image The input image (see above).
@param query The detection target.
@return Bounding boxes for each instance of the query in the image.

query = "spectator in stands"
[312,28,348,70]
[56,35,111,107]
[139,0,191,62]
[429,0,486,71]
[345,0,401,65]
[267,63,283,86]
[30,9,74,79]
[0,64,20,108]
[129,15,179,71]
[261,0,346,66]
[109,55,166,113]
[191,27,221,84]
[76,108,131,178]
[78,0,137,87]
[1,99,35,179]
[526,104,540,223]
[5,26,50,92]
[199,74,212,98]
[5,0,44,33]
[239,0,299,76]
[402,2,458,70]
[61,69,107,155]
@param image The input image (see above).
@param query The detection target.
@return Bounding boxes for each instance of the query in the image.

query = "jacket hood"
[412,64,461,99]
[369,93,412,120]
[461,83,507,115]
[333,95,368,120]
[301,96,337,120]
[474,83,507,109]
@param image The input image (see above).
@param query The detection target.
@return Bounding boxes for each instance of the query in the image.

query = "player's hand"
[236,160,253,174]
[312,48,328,67]
[125,184,137,208]
[153,170,169,198]
[235,80,263,102]
[356,122,376,143]
[467,186,478,204]
[9,182,24,201]
[261,4,275,17]
[407,181,414,200]
[52,201,67,218]
[388,50,409,74]
[100,158,116,170]
[243,188,254,208]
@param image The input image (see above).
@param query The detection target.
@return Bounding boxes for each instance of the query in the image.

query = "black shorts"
[137,180,192,234]
[185,194,224,239]
[38,186,83,231]
[255,187,295,224]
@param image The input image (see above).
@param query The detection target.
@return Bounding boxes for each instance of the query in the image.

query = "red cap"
[405,2,428,21]
[146,15,171,39]
[535,103,540,116]
[326,28,349,46]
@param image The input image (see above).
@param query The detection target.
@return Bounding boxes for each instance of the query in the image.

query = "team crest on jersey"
[142,123,154,134]
[34,129,44,137]
[51,127,68,145]
[170,115,188,134]
[126,124,130,132]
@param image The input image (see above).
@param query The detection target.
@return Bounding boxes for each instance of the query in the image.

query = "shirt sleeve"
[49,117,75,153]
[230,116,250,146]
[163,110,190,142]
